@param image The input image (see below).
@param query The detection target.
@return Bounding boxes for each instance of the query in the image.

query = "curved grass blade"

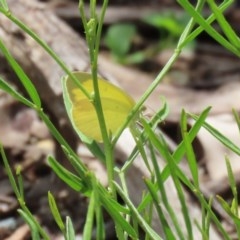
[66,216,76,240]
[18,209,41,240]
[190,113,240,156]
[0,39,41,107]
[207,0,240,48]
[0,0,9,11]
[178,0,239,56]
[0,77,34,108]
[48,156,87,193]
[114,181,163,240]
[48,191,65,232]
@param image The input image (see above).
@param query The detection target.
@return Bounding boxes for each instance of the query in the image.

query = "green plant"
[143,11,189,38]
[0,0,240,239]
[104,10,191,65]
[104,23,137,60]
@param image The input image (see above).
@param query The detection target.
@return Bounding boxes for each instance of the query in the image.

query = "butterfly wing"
[65,72,135,142]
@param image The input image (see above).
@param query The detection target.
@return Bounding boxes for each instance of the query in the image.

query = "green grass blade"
[16,166,24,200]
[180,109,199,187]
[1,144,51,239]
[180,0,234,48]
[0,144,21,199]
[95,199,105,240]
[0,77,35,108]
[114,181,164,240]
[18,209,41,240]
[141,120,187,239]
[145,179,177,240]
[84,176,106,240]
[37,112,87,175]
[207,0,240,48]
[233,109,240,134]
[225,157,238,206]
[162,107,211,181]
[48,191,65,232]
[160,136,193,240]
[204,197,213,239]
[0,39,41,107]
[178,0,239,56]
[190,113,240,156]
[97,185,136,238]
[0,8,91,99]
[48,156,86,192]
[138,107,211,213]
[216,196,239,221]
[83,191,95,240]
[65,216,76,240]
[149,96,170,129]
[0,0,9,11]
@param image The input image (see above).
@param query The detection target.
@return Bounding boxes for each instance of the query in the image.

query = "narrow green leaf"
[98,185,136,238]
[207,0,240,48]
[232,109,240,134]
[225,157,237,200]
[1,144,50,239]
[190,113,240,156]
[0,77,34,108]
[0,0,9,11]
[164,107,211,180]
[140,126,185,239]
[138,120,230,240]
[143,11,187,36]
[145,179,177,240]
[181,0,234,49]
[230,199,237,214]
[101,192,130,215]
[91,177,105,240]
[200,197,212,239]
[194,220,208,240]
[48,156,87,192]
[95,206,105,240]
[114,181,163,240]
[59,145,89,178]
[217,196,240,229]
[0,39,41,107]
[216,195,238,219]
[150,96,169,128]
[0,144,21,199]
[18,209,40,240]
[225,157,238,216]
[180,109,199,187]
[83,191,95,240]
[48,191,65,232]
[159,136,193,240]
[178,0,239,56]
[138,107,211,212]
[66,216,76,240]
[16,165,24,200]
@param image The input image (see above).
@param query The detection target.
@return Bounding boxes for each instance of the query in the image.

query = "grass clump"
[0,0,240,239]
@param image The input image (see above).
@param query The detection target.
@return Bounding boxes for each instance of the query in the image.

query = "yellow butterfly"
[62,71,135,142]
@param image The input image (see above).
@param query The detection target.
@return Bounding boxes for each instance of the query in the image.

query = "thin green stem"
[179,0,233,48]
[113,48,181,146]
[37,108,88,175]
[0,8,91,99]
[113,0,235,145]
[1,144,50,240]
[81,1,117,198]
